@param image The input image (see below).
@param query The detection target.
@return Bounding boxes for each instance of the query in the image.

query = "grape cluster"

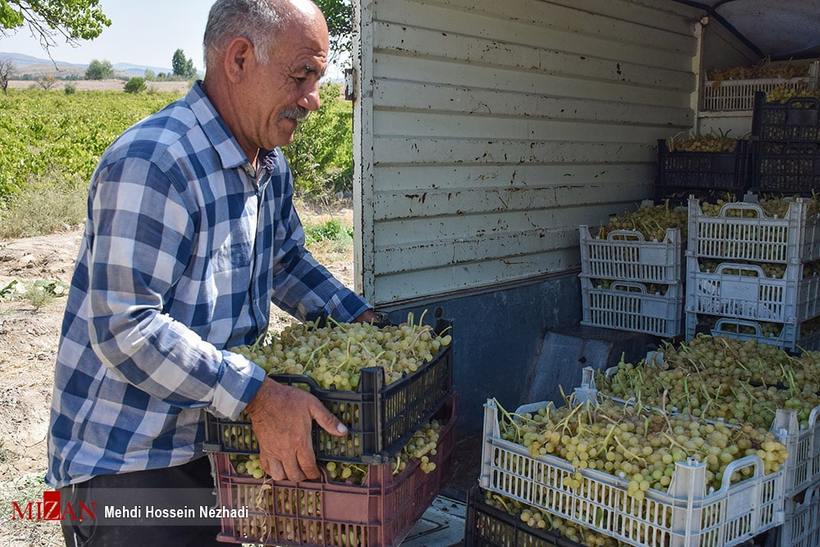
[599,335,820,429]
[498,396,788,499]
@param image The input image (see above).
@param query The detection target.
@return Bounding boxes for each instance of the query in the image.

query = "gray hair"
[203,0,284,69]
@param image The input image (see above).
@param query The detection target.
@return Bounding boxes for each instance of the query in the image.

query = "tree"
[0,1,110,55]
[172,49,196,79]
[123,76,146,94]
[0,58,14,94]
[143,68,155,81]
[315,0,352,63]
[36,73,57,90]
[85,58,112,80]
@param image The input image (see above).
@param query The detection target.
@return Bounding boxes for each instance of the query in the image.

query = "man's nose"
[298,86,321,111]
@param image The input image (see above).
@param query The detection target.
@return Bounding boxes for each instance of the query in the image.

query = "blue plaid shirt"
[46,82,370,488]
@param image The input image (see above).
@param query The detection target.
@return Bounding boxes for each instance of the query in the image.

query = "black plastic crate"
[753,91,820,144]
[656,139,750,200]
[204,318,453,464]
[464,486,585,547]
[753,141,820,195]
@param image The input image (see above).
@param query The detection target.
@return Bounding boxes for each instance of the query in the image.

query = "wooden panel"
[373,80,693,127]
[373,179,651,220]
[374,53,691,108]
[373,247,578,303]
[374,202,637,247]
[374,22,694,92]
[373,111,686,143]
[373,0,693,70]
[373,137,656,166]
[371,163,654,192]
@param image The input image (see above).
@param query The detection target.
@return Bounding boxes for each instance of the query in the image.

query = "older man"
[47,0,373,544]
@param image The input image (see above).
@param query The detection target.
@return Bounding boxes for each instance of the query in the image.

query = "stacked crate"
[685,197,820,351]
[475,369,787,547]
[656,138,751,201]
[463,486,586,547]
[579,222,683,338]
[204,319,455,547]
[752,91,820,195]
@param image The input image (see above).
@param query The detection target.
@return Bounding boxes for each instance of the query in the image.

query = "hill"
[0,51,171,78]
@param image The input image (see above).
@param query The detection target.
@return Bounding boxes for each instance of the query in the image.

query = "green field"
[0,86,352,203]
[0,90,183,200]
[0,86,353,238]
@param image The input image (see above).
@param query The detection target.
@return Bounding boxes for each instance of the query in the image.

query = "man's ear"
[223,37,255,83]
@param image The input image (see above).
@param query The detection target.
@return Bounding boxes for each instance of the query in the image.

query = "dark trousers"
[60,456,223,547]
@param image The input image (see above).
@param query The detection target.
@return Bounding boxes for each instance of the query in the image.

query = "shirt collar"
[185,81,251,170]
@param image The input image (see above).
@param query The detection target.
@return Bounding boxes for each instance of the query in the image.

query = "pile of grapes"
[708,61,809,83]
[766,85,820,103]
[598,201,688,241]
[598,335,820,429]
[665,130,736,153]
[228,419,444,484]
[497,396,787,501]
[480,489,620,546]
[232,312,452,391]
[700,194,819,219]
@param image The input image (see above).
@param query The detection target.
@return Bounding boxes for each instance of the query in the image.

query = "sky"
[0,0,345,78]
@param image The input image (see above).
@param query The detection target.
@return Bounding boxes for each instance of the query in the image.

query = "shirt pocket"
[212,238,252,272]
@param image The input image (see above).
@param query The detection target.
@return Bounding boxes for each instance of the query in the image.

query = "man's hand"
[245,378,347,481]
[354,309,378,323]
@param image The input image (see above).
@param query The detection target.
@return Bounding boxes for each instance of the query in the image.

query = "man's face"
[243,17,329,150]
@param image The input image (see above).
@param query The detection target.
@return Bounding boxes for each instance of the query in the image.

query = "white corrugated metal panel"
[355,0,699,305]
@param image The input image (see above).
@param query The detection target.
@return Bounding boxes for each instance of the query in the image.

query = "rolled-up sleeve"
[270,158,370,323]
[86,157,264,420]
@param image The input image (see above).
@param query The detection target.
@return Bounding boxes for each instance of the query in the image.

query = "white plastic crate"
[581,278,683,338]
[771,410,820,499]
[685,315,820,352]
[604,363,820,498]
[478,376,786,547]
[687,197,820,265]
[776,480,820,547]
[702,77,814,112]
[579,225,682,284]
[686,260,820,324]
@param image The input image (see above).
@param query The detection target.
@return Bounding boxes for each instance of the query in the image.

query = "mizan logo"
[11,490,96,522]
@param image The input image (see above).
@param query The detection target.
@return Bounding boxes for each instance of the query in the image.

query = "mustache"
[279,106,310,122]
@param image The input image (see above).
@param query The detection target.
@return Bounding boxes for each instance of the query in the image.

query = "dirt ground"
[8,79,192,93]
[0,205,354,546]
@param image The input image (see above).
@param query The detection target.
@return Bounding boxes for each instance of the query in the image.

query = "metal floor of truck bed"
[402,496,466,547]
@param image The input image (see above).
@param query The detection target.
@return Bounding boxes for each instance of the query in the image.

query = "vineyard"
[0,85,354,210]
[0,90,182,201]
